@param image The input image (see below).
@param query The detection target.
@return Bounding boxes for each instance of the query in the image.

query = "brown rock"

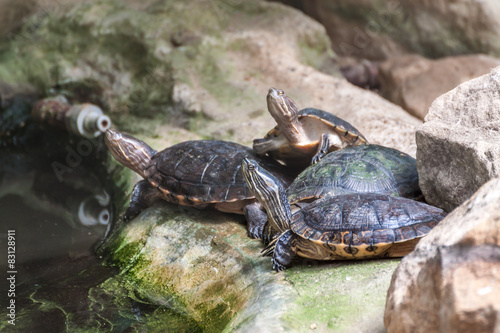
[384,177,500,333]
[288,0,500,59]
[416,66,500,211]
[150,1,423,156]
[339,58,380,90]
[302,3,409,60]
[0,0,36,39]
[228,31,422,155]
[379,54,500,119]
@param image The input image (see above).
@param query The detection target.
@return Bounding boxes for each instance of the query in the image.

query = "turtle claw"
[247,226,263,239]
[262,222,278,245]
[268,230,296,272]
[264,238,290,272]
[124,179,156,223]
[272,257,287,272]
[262,248,274,257]
[311,148,328,164]
[311,154,322,165]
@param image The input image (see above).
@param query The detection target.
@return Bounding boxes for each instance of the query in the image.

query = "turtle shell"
[147,140,293,205]
[290,193,445,259]
[297,108,367,145]
[264,108,368,146]
[287,144,421,204]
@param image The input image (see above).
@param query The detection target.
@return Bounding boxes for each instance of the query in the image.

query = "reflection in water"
[0,126,200,331]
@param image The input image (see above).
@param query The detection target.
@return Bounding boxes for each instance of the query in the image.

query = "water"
[0,125,201,332]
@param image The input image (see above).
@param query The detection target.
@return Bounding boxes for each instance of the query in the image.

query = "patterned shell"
[298,108,367,144]
[287,144,421,204]
[148,140,293,203]
[264,108,368,146]
[290,193,445,246]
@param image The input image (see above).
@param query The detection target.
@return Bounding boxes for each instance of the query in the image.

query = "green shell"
[287,144,421,204]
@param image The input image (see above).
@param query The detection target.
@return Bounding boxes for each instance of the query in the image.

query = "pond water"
[0,124,201,332]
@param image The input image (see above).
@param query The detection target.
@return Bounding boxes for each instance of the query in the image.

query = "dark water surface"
[0,126,201,332]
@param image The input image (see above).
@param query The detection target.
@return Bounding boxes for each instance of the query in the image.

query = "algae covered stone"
[101,202,402,332]
[101,204,298,331]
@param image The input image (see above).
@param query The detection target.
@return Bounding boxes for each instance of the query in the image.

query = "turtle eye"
[277,90,284,96]
[247,163,256,171]
[106,129,122,142]
[112,132,122,141]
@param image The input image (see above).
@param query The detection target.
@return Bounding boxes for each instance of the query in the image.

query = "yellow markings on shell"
[302,234,394,259]
[300,113,367,144]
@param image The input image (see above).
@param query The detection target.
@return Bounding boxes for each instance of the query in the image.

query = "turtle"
[241,158,446,271]
[104,129,296,238]
[253,144,423,243]
[287,144,423,204]
[253,88,368,169]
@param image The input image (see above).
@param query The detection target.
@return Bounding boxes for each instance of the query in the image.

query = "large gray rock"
[287,0,500,59]
[384,177,500,333]
[379,54,500,119]
[416,67,500,211]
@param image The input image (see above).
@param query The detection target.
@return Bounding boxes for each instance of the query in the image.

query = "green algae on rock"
[98,199,404,332]
[283,260,400,332]
[100,204,298,332]
[0,0,338,141]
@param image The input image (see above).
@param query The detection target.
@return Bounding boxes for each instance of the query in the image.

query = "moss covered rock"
[1,0,421,154]
[101,202,400,332]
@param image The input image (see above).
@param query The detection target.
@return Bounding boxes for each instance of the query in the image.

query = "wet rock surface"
[378,54,500,120]
[416,66,500,211]
[384,177,500,333]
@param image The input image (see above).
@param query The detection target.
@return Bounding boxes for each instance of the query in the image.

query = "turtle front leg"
[270,230,297,272]
[244,201,268,239]
[253,135,288,156]
[124,180,161,222]
[311,133,343,164]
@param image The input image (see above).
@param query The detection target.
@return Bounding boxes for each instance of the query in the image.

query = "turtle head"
[241,158,291,233]
[104,129,157,178]
[266,88,304,143]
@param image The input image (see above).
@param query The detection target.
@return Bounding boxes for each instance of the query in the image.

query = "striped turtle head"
[104,129,157,178]
[266,88,304,143]
[241,158,291,233]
